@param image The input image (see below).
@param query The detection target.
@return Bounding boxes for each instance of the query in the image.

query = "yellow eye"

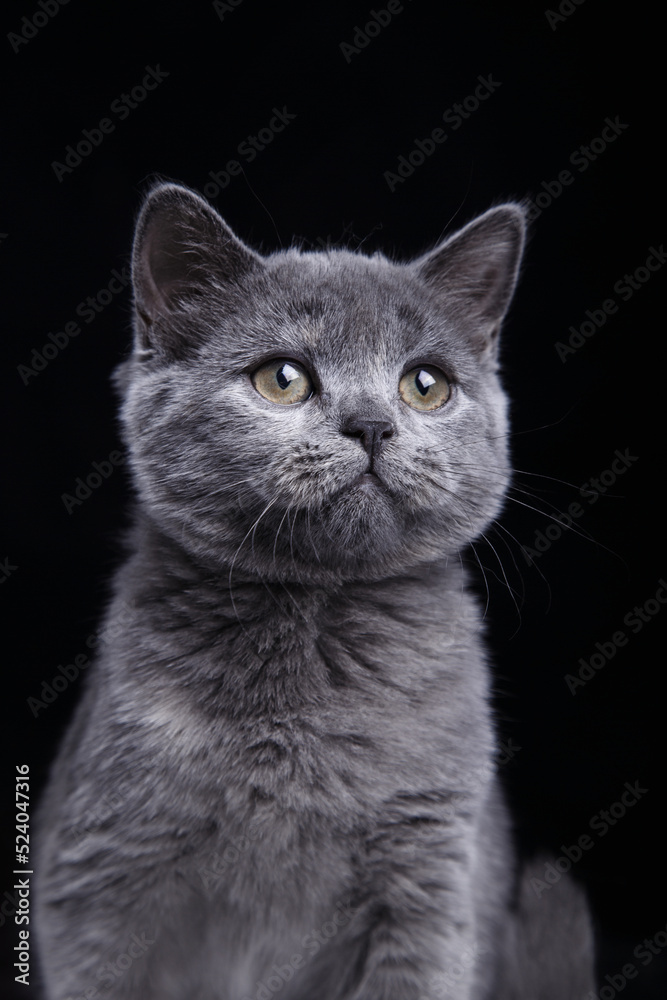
[399,365,451,411]
[251,359,314,405]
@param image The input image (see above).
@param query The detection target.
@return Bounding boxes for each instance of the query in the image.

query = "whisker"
[479,530,522,629]
[468,542,491,621]
[502,494,601,547]
[486,522,527,604]
[305,507,322,565]
[228,497,280,640]
[492,519,553,614]
[273,507,291,564]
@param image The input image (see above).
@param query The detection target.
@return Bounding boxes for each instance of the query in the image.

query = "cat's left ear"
[131,182,264,358]
[413,204,526,357]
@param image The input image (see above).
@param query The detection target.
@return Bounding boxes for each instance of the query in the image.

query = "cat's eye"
[399,365,451,411]
[251,359,314,405]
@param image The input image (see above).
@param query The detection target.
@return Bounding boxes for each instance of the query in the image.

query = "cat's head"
[117,182,525,584]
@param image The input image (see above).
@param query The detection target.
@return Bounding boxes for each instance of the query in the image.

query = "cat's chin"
[350,471,383,488]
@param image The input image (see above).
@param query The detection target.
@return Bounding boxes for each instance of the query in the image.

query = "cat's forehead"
[267,248,421,317]
[243,249,460,369]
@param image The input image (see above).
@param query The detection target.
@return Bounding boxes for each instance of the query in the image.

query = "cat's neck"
[104,514,480,714]
[119,511,466,609]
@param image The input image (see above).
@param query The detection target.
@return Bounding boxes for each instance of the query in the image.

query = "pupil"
[416,369,435,396]
[276,363,298,390]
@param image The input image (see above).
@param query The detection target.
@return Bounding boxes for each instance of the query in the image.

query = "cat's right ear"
[413,203,527,359]
[131,182,263,359]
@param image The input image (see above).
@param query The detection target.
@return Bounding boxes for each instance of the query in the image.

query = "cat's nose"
[342,418,394,459]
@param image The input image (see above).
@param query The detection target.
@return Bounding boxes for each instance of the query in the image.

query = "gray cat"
[34,183,595,999]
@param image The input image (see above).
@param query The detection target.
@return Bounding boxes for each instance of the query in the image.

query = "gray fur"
[34,184,594,999]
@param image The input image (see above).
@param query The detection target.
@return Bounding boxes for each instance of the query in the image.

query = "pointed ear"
[131,182,263,358]
[413,204,526,357]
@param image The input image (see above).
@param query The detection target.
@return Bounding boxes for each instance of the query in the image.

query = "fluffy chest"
[128,578,493,832]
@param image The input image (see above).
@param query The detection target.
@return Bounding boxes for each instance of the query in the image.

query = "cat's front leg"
[36,891,161,1000]
[346,795,480,1000]
[35,831,193,1000]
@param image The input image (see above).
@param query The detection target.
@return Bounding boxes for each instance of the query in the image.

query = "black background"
[2,1,665,997]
